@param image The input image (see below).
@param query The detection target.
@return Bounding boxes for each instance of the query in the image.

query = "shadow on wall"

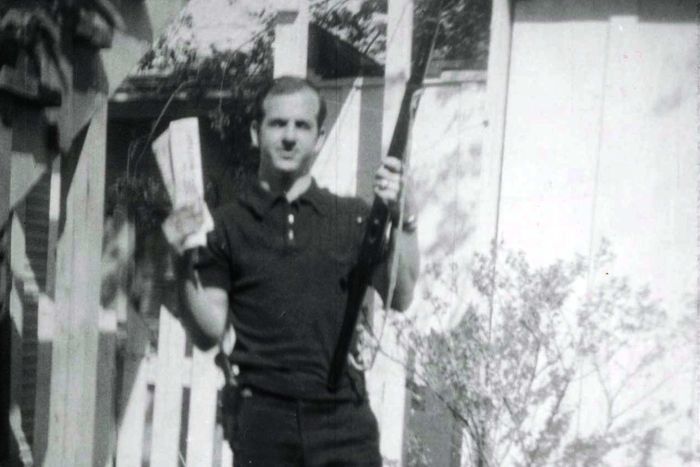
[414,118,483,259]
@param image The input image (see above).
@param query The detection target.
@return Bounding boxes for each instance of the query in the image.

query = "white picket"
[186,346,221,466]
[221,441,234,467]
[115,295,233,466]
[149,304,188,466]
[116,308,151,467]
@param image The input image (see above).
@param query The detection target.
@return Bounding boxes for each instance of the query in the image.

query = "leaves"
[311,0,491,69]
[399,241,690,466]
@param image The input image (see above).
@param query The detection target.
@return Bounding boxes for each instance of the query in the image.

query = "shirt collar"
[239,178,329,218]
[299,179,329,216]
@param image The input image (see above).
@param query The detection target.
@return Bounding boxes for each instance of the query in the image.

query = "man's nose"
[282,123,297,144]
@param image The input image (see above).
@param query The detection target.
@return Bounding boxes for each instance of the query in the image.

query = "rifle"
[327,3,443,391]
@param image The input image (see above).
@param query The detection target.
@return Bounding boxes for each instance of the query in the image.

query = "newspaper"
[152,117,214,251]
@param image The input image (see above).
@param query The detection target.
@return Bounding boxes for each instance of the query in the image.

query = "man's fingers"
[375,166,402,192]
[162,202,206,252]
[375,162,403,181]
[374,177,400,194]
[175,204,204,223]
[382,156,403,173]
[172,207,204,231]
[161,216,184,250]
[375,172,401,187]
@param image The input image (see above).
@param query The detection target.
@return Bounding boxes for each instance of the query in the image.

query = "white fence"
[105,217,233,467]
[115,298,233,467]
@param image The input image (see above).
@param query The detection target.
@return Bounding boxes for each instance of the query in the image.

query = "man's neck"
[258,172,313,201]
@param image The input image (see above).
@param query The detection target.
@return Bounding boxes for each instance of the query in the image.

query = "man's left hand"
[373,156,415,223]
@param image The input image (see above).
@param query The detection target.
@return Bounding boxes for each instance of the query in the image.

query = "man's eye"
[269,120,285,127]
[296,121,311,130]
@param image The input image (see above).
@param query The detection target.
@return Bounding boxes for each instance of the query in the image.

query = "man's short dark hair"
[253,76,327,129]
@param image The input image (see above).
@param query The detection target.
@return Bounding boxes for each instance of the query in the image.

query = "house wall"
[314,77,386,200]
[496,0,696,462]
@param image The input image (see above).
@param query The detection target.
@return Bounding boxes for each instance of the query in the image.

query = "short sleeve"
[194,210,232,291]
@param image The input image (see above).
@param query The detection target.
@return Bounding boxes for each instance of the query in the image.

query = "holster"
[220,382,239,443]
[215,351,239,443]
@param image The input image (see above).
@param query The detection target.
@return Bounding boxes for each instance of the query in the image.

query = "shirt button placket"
[287,212,295,243]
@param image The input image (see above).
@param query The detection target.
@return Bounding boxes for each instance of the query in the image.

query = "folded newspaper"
[153,117,214,252]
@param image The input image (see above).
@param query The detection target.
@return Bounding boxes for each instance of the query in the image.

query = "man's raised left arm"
[371,156,420,311]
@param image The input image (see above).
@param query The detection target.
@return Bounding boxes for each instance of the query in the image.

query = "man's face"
[252,88,325,179]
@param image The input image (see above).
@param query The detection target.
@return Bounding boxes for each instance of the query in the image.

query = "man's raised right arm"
[177,259,229,349]
[164,202,230,350]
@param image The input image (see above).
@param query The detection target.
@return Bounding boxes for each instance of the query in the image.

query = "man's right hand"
[162,200,231,348]
[162,201,205,254]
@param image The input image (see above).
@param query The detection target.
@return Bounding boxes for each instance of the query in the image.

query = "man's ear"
[314,127,326,154]
[250,121,259,148]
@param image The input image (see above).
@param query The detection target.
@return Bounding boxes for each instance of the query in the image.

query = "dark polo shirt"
[197,179,372,400]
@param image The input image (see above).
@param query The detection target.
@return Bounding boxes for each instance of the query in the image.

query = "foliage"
[105,174,171,232]
[137,5,274,138]
[311,0,491,69]
[107,6,276,220]
[137,0,492,94]
[311,0,389,61]
[397,241,693,466]
[137,6,274,85]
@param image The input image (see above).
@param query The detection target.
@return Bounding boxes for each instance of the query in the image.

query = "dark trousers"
[229,387,382,467]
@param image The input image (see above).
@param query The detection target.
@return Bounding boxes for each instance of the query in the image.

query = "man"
[165,76,419,466]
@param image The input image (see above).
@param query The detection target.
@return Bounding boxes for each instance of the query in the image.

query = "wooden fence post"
[186,347,221,466]
[365,2,413,466]
[476,0,513,251]
[273,0,310,77]
[473,1,512,464]
[0,121,10,463]
[31,158,61,466]
[0,122,11,227]
[149,301,188,467]
[4,119,37,466]
[44,100,108,467]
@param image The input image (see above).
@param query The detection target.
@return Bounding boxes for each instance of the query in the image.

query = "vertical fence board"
[273,0,310,77]
[476,0,513,251]
[366,2,413,465]
[0,121,10,464]
[149,305,187,466]
[45,101,107,466]
[32,157,61,466]
[221,441,233,467]
[9,205,34,465]
[0,122,11,227]
[186,347,221,466]
[94,308,118,467]
[116,308,151,467]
